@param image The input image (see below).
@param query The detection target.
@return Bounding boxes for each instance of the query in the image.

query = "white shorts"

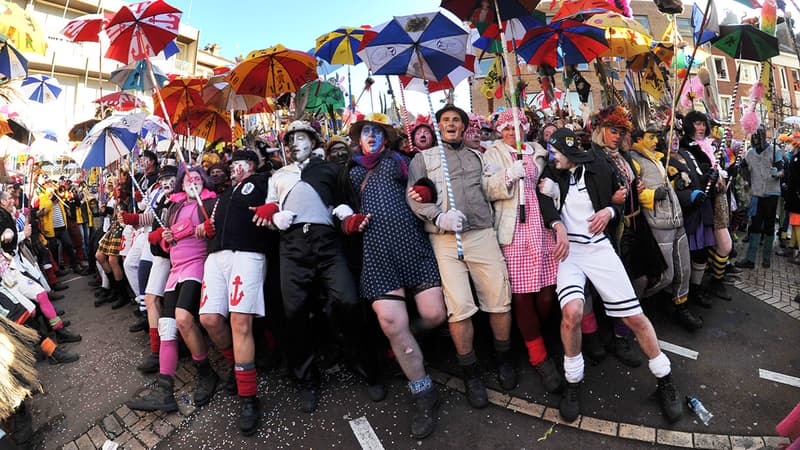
[145,255,170,297]
[556,239,643,318]
[199,250,266,318]
[118,225,138,257]
[140,235,154,262]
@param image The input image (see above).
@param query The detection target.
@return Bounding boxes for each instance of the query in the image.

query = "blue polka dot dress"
[349,152,441,300]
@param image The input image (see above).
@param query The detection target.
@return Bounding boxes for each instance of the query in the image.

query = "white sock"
[648,352,671,378]
[563,353,585,383]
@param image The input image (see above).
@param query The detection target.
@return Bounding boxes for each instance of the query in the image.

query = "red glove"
[148,228,163,246]
[121,212,139,226]
[203,220,216,239]
[134,190,143,202]
[411,185,434,203]
[253,203,279,221]
[343,213,368,234]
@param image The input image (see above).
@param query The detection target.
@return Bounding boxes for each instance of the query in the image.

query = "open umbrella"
[202,76,263,112]
[93,92,146,111]
[19,75,62,104]
[440,0,540,22]
[73,113,146,168]
[399,54,476,93]
[109,60,168,91]
[104,0,183,64]
[587,12,652,59]
[60,13,111,43]
[315,27,365,65]
[156,77,205,123]
[0,1,47,55]
[141,114,172,141]
[0,39,27,81]
[531,88,564,110]
[711,24,779,62]
[247,98,275,114]
[295,79,345,115]
[68,118,100,142]
[627,41,674,72]
[515,19,608,68]
[174,107,243,143]
[551,0,623,21]
[472,14,546,56]
[227,45,317,98]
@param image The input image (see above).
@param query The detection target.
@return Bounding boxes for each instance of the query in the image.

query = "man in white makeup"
[254,120,383,414]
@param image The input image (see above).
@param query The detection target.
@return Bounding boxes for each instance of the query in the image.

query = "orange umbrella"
[174,107,242,143]
[155,77,206,123]
[0,115,12,136]
[552,0,622,21]
[226,44,317,98]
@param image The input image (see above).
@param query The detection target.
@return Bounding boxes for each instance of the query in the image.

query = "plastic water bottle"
[686,396,713,425]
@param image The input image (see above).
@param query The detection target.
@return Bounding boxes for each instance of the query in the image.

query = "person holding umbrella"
[537,128,683,424]
[406,105,514,409]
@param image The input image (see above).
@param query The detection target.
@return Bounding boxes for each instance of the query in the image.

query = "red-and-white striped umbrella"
[104,0,182,64]
[531,88,564,110]
[93,92,146,111]
[60,13,111,43]
[398,54,476,93]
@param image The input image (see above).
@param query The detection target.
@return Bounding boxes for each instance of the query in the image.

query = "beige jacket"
[483,141,549,245]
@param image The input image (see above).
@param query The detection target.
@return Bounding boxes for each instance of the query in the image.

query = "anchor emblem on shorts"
[230,276,244,306]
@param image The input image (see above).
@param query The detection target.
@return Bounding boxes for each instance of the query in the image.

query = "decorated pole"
[396,78,415,152]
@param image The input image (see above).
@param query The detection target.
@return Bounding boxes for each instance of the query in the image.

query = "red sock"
[777,403,800,441]
[220,347,235,366]
[235,365,257,397]
[581,312,598,334]
[525,337,548,366]
[149,328,160,354]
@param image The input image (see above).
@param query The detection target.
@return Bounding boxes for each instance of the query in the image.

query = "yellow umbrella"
[585,12,652,59]
[227,45,317,98]
[315,27,366,66]
[0,1,47,55]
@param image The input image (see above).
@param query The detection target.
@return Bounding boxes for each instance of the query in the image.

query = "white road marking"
[349,416,385,450]
[63,276,83,284]
[658,340,699,360]
[759,369,800,388]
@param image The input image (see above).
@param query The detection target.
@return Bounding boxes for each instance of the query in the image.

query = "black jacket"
[208,172,274,255]
[0,208,17,255]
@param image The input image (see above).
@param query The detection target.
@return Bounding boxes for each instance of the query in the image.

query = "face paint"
[183,172,204,197]
[414,127,433,150]
[360,124,385,154]
[552,149,571,169]
[160,176,176,194]
[290,131,313,162]
[230,160,250,183]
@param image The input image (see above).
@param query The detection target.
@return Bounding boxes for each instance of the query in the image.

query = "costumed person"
[324,135,352,166]
[469,0,495,23]
[198,149,272,436]
[537,128,683,424]
[411,117,437,152]
[630,124,704,331]
[340,113,446,438]
[0,315,42,449]
[407,105,515,409]
[38,181,83,275]
[126,167,219,413]
[782,140,800,263]
[481,108,563,393]
[671,111,721,308]
[94,169,132,308]
[736,126,784,269]
[207,162,230,194]
[256,120,383,414]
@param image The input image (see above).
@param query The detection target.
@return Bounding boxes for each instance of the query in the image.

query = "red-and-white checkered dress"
[501,151,558,293]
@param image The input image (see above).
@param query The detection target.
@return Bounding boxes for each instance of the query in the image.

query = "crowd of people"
[2,101,799,443]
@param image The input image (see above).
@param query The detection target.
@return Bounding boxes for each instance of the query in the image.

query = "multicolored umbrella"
[227,44,317,98]
[73,113,147,168]
[156,77,205,123]
[315,27,366,65]
[19,75,62,103]
[104,0,183,64]
[109,60,168,91]
[551,0,623,21]
[358,11,469,82]
[711,24,779,62]
[174,107,243,143]
[93,92,146,111]
[60,13,111,43]
[399,54,476,93]
[472,14,546,55]
[0,1,47,55]
[0,39,27,80]
[531,87,564,110]
[440,0,540,22]
[587,12,652,59]
[515,19,608,68]
[141,114,172,141]
[202,75,264,112]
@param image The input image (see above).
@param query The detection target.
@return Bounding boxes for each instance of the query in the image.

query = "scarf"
[605,148,634,186]
[353,150,408,180]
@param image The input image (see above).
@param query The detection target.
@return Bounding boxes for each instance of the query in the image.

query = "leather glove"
[506,160,526,180]
[653,186,668,201]
[690,189,707,205]
[272,210,295,230]
[435,209,466,232]
[332,204,354,220]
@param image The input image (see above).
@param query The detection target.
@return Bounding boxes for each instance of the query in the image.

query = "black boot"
[609,336,642,368]
[299,380,320,413]
[239,396,260,436]
[128,317,148,333]
[94,288,112,306]
[706,278,732,301]
[224,368,238,396]
[495,350,517,391]
[410,386,440,439]
[110,280,129,309]
[136,353,160,374]
[194,360,219,407]
[126,375,178,412]
[656,373,683,423]
[49,346,79,365]
[559,381,581,422]
[582,332,606,364]
[461,363,488,409]
[55,327,82,344]
[533,357,564,393]
[688,284,712,309]
[675,303,703,331]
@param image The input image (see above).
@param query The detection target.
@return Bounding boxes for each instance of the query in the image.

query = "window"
[793,69,800,84]
[719,95,732,120]
[739,63,759,84]
[780,67,789,90]
[713,57,729,81]
[795,92,800,113]
[676,18,693,40]
[633,15,652,34]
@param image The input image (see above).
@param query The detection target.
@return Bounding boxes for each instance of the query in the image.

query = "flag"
[691,3,719,45]
[481,55,503,99]
[623,71,637,105]
[760,61,773,110]
[641,59,665,100]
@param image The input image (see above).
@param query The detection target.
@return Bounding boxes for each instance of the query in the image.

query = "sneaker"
[239,396,260,436]
[410,387,441,439]
[582,332,606,364]
[725,264,743,275]
[496,351,517,391]
[656,373,683,423]
[559,381,581,422]
[49,346,79,365]
[136,353,160,374]
[55,327,82,344]
[675,303,703,331]
[193,367,219,407]
[462,363,488,409]
[126,375,178,412]
[533,358,564,393]
[776,248,794,257]
[610,336,642,368]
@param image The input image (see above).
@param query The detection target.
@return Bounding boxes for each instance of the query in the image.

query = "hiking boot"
[582,332,606,364]
[534,357,564,393]
[193,366,219,407]
[299,382,320,413]
[55,327,82,344]
[128,317,148,333]
[610,336,642,368]
[462,363,488,409]
[49,346,79,365]
[675,303,703,331]
[706,278,732,301]
[734,259,755,269]
[239,396,260,436]
[410,386,440,439]
[559,381,581,422]
[136,353,160,374]
[496,350,517,391]
[110,296,129,310]
[656,373,683,423]
[126,375,178,412]
[224,369,238,396]
[689,286,713,309]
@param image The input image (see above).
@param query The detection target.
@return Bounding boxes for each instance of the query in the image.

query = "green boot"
[762,234,775,267]
[746,232,762,264]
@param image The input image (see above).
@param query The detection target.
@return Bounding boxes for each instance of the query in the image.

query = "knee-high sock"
[707,249,728,280]
[690,262,706,286]
[35,292,62,329]
[158,318,178,376]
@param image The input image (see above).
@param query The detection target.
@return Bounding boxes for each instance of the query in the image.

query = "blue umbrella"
[0,39,27,80]
[109,60,168,92]
[74,112,146,168]
[20,74,62,103]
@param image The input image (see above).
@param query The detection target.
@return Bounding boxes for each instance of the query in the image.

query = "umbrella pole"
[348,66,354,112]
[673,0,714,113]
[135,33,177,162]
[493,0,526,223]
[397,78,414,152]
